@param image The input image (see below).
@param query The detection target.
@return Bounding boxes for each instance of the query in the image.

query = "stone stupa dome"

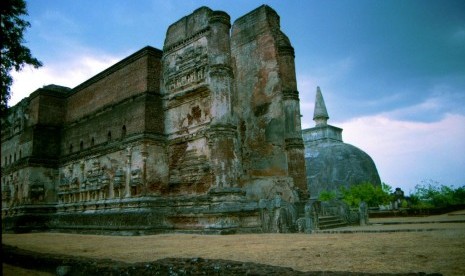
[302,87,381,198]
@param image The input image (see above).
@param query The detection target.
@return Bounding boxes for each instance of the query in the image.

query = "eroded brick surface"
[2,5,307,233]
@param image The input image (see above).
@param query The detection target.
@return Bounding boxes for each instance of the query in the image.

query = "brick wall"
[66,47,162,122]
[61,95,150,157]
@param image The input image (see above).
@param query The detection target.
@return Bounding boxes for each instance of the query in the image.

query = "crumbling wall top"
[164,7,212,52]
[232,5,280,42]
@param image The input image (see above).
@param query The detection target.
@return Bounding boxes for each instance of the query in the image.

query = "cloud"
[337,113,465,193]
[373,83,465,122]
[10,53,121,106]
[379,97,443,122]
[297,57,356,128]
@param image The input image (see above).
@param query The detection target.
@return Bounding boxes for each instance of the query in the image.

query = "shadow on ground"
[2,244,442,276]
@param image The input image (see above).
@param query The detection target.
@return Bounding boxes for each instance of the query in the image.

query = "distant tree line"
[409,179,465,209]
[319,180,465,209]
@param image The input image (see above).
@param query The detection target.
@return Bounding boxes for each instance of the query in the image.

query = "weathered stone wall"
[61,94,148,157]
[144,93,165,134]
[55,47,167,202]
[57,141,168,203]
[2,5,308,233]
[231,5,307,202]
[162,7,240,193]
[2,86,70,210]
[231,6,287,178]
[37,93,67,126]
[1,102,29,169]
[2,166,58,209]
[1,87,68,169]
[66,47,162,122]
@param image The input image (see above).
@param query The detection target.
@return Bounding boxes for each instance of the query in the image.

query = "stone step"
[320,220,343,226]
[319,221,348,230]
[319,216,341,222]
[318,215,347,230]
[319,216,344,223]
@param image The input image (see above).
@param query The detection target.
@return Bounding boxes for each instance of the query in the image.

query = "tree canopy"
[1,0,42,117]
[318,182,394,207]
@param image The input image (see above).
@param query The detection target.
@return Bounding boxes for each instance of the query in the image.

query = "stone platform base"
[2,188,263,235]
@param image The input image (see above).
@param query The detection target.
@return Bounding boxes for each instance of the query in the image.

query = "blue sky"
[10,0,465,194]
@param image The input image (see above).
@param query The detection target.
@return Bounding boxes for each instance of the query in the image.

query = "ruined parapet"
[231,5,307,202]
[1,85,69,211]
[162,7,240,192]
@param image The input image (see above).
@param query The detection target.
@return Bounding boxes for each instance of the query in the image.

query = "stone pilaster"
[124,147,132,197]
[208,11,234,125]
[208,123,239,188]
[207,11,240,189]
[278,41,307,197]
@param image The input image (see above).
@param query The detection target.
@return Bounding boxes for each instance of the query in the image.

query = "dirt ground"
[3,211,465,275]
[3,228,465,275]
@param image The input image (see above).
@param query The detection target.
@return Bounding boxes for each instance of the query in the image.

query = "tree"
[1,0,42,117]
[410,180,465,208]
[318,182,394,208]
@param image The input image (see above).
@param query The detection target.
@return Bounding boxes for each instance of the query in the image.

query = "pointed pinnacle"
[313,86,329,125]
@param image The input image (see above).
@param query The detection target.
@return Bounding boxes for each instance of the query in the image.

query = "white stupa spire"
[313,86,329,126]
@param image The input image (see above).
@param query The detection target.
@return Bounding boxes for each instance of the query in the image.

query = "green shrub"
[318,190,338,201]
[381,182,393,194]
[400,199,409,208]
[341,182,393,207]
[410,180,465,208]
[319,182,393,208]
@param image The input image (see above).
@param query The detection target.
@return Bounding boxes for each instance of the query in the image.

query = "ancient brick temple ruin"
[2,5,308,234]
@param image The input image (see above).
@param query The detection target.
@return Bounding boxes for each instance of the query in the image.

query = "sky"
[9,0,465,194]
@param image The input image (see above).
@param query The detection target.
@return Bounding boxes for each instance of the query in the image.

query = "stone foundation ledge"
[2,193,263,235]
